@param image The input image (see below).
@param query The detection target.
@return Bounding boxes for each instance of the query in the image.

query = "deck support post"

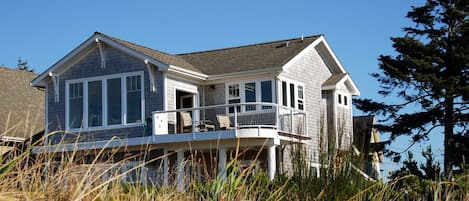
[218,147,227,179]
[267,144,277,180]
[163,148,169,186]
[176,150,185,192]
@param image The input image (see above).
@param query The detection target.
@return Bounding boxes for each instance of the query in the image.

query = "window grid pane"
[290,83,295,108]
[107,78,122,125]
[88,81,103,127]
[126,75,142,123]
[261,81,272,109]
[282,81,287,106]
[245,82,256,111]
[69,83,83,129]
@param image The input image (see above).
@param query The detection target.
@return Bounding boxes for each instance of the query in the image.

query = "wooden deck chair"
[216,115,234,130]
[180,111,193,133]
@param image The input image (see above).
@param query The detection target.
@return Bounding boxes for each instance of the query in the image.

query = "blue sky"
[2,0,438,177]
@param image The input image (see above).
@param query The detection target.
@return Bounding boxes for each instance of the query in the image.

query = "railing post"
[234,107,238,129]
[290,108,294,134]
[275,105,279,129]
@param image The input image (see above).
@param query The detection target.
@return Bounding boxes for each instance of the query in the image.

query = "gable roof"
[98,32,202,73]
[0,67,44,140]
[178,35,320,75]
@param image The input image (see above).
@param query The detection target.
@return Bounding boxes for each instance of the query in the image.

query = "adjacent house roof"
[178,35,320,75]
[0,67,44,140]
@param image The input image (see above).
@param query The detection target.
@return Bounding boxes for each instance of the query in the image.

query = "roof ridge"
[0,66,38,75]
[177,34,322,56]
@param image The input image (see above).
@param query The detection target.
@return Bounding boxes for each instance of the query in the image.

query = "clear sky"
[2,0,437,178]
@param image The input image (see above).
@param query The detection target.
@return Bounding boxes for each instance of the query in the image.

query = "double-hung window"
[228,84,241,113]
[66,72,144,130]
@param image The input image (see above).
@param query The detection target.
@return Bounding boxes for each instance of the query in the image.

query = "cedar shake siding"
[278,44,333,166]
[46,45,164,144]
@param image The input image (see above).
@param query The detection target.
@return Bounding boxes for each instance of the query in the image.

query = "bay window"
[66,72,144,130]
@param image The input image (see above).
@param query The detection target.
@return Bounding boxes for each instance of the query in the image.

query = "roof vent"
[285,41,290,47]
[301,34,304,41]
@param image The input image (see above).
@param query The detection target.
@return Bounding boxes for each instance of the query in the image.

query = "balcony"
[151,102,309,144]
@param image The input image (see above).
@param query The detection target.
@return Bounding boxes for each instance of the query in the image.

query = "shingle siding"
[46,45,164,144]
[279,45,333,167]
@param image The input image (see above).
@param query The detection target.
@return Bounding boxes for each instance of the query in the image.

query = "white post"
[267,145,276,180]
[163,148,169,186]
[218,147,227,179]
[176,150,185,192]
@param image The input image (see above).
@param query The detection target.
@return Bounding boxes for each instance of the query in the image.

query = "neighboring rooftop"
[0,66,44,140]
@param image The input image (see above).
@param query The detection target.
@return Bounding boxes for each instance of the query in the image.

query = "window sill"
[67,123,142,132]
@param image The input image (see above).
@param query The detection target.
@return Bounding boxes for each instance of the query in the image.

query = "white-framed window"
[337,92,350,107]
[65,71,145,130]
[225,79,274,113]
[279,79,305,111]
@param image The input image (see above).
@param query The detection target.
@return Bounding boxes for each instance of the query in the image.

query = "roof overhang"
[322,74,360,96]
[31,33,171,87]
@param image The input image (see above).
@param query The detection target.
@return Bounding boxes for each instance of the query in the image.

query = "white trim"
[32,33,169,87]
[49,72,59,102]
[0,136,25,143]
[168,65,207,80]
[163,72,168,110]
[321,74,360,96]
[96,38,106,69]
[145,60,157,92]
[65,71,145,131]
[206,67,282,81]
[225,78,276,114]
[277,77,305,110]
[282,36,322,73]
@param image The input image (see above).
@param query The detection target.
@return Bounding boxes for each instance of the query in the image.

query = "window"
[69,83,83,129]
[282,81,287,106]
[297,85,304,110]
[126,76,142,123]
[280,79,304,110]
[228,84,241,113]
[290,83,295,109]
[261,80,272,109]
[338,94,342,104]
[88,80,103,127]
[344,95,348,106]
[226,79,274,113]
[107,78,122,125]
[66,72,144,130]
[245,82,256,111]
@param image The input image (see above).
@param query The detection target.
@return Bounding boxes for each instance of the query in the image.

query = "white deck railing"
[151,102,306,136]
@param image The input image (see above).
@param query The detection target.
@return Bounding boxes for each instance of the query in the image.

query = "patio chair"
[180,111,215,133]
[216,115,235,130]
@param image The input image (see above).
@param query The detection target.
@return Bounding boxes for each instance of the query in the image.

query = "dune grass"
[1,130,468,201]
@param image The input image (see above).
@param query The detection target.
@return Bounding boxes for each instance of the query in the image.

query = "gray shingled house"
[0,66,44,156]
[31,32,359,189]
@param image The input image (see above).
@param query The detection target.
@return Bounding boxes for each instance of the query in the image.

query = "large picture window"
[66,72,144,130]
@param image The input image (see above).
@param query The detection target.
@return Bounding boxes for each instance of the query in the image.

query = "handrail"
[151,102,305,114]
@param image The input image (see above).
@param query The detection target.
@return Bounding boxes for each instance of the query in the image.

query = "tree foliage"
[355,0,468,175]
[16,57,34,72]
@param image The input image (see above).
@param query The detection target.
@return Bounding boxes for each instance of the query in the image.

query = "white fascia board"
[316,36,347,73]
[282,36,322,73]
[31,34,171,87]
[31,35,97,87]
[321,74,360,96]
[167,65,207,81]
[206,67,282,83]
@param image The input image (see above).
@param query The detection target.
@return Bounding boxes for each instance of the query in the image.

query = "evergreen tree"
[355,0,468,176]
[16,57,34,72]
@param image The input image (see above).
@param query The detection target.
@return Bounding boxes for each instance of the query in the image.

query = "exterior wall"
[46,45,164,144]
[278,45,333,167]
[336,84,353,150]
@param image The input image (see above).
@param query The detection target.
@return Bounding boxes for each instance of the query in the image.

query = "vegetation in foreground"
[0,135,468,201]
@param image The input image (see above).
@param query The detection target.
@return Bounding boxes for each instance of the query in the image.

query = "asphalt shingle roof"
[322,73,347,87]
[98,32,320,75]
[178,35,321,75]
[0,67,44,139]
